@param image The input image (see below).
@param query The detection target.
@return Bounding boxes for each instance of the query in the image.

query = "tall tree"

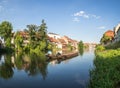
[14,32,23,51]
[38,20,47,40]
[37,20,48,51]
[0,21,13,47]
[26,24,38,49]
[78,41,84,56]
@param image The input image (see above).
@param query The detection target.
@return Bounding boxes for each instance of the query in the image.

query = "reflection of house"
[114,24,120,42]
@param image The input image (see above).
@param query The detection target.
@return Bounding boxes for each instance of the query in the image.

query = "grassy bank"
[89,49,120,88]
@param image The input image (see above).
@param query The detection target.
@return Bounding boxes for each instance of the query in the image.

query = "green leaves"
[0,21,13,40]
[14,32,23,51]
[0,21,13,48]
[90,49,120,88]
[100,34,112,44]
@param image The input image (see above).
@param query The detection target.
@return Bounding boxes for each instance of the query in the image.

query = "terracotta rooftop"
[48,37,59,43]
[58,38,66,44]
[105,30,114,38]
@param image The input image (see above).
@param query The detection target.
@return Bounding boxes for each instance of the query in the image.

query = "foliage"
[89,49,120,88]
[24,20,48,52]
[14,32,23,51]
[47,43,52,50]
[100,34,112,44]
[0,21,13,47]
[0,20,54,55]
[95,44,105,52]
[67,43,73,51]
[38,20,47,40]
[78,40,84,50]
[26,24,37,49]
[0,54,14,79]
[5,38,11,48]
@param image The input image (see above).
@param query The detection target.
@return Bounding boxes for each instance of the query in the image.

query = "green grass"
[89,49,120,88]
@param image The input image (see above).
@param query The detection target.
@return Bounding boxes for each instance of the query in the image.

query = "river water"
[0,50,95,88]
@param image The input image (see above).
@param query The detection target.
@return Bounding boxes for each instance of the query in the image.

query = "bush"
[89,49,120,88]
[95,45,105,52]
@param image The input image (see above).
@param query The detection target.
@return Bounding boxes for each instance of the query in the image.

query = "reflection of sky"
[47,51,95,87]
[0,51,95,88]
[0,55,5,66]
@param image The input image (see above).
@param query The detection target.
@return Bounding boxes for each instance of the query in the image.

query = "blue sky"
[0,0,120,43]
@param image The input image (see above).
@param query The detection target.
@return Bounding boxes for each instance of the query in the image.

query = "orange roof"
[58,39,66,44]
[48,37,59,43]
[105,30,114,38]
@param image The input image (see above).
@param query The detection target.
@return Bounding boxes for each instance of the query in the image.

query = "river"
[0,49,95,88]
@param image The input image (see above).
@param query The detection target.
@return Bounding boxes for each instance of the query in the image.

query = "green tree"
[38,20,48,51]
[14,32,23,51]
[26,24,38,49]
[78,41,84,50]
[38,20,47,40]
[0,21,13,47]
[100,34,112,44]
[78,41,84,56]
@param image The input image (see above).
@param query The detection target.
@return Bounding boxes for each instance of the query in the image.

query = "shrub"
[95,45,105,52]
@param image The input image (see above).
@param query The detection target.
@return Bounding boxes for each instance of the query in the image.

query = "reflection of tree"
[29,53,48,80]
[0,54,14,79]
[15,52,23,70]
[15,52,48,80]
[78,41,84,56]
[38,57,48,80]
[0,52,48,80]
[0,54,2,60]
[79,48,84,56]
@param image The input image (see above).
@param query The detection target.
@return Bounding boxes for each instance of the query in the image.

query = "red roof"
[58,39,66,44]
[48,37,59,43]
[105,30,114,38]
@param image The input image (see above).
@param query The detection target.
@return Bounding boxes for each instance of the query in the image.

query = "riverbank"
[89,49,120,88]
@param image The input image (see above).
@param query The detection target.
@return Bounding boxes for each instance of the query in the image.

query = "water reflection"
[79,49,84,56]
[0,49,95,88]
[0,54,14,79]
[0,52,48,80]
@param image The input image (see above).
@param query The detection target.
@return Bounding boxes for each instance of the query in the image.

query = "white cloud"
[98,26,106,29]
[73,17,80,22]
[91,15,101,19]
[74,11,85,16]
[73,10,100,19]
[73,11,89,19]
